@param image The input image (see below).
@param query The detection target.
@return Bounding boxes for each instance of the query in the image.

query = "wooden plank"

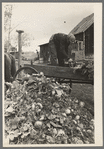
[24,64,92,81]
[83,32,85,56]
[59,80,93,84]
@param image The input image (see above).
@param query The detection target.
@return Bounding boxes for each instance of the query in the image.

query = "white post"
[16,30,24,78]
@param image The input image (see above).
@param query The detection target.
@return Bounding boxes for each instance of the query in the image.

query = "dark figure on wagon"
[49,33,76,66]
[4,52,16,82]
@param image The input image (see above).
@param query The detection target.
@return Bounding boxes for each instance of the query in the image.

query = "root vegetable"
[34,121,43,129]
[65,109,71,115]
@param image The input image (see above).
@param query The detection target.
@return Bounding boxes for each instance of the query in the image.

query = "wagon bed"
[14,63,93,87]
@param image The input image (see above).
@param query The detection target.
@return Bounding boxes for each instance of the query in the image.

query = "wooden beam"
[16,30,24,69]
[16,30,24,78]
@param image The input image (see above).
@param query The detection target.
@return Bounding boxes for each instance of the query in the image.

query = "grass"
[70,83,94,115]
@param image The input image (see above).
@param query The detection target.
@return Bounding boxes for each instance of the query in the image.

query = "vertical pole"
[16,30,24,78]
[18,33,21,69]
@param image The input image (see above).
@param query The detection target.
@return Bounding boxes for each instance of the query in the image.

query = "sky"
[3,3,94,52]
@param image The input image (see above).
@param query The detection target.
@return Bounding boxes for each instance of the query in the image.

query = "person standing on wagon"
[49,33,76,66]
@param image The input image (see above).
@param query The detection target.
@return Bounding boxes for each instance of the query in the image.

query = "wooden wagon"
[13,62,93,88]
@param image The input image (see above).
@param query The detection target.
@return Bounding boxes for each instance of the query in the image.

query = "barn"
[39,13,94,63]
[69,13,94,58]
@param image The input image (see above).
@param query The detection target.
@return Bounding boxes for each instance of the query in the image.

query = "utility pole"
[16,30,24,78]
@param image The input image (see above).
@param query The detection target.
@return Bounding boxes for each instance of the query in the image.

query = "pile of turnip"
[4,72,94,144]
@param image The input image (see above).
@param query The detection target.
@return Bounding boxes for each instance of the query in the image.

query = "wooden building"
[69,13,94,57]
[39,43,49,63]
[39,13,94,63]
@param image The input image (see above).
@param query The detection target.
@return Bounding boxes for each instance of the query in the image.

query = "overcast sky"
[3,3,95,52]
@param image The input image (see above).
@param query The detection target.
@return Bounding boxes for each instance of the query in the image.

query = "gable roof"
[70,13,94,35]
[39,43,49,46]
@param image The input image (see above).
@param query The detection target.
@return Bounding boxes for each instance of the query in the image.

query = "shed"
[39,43,50,63]
[69,13,94,57]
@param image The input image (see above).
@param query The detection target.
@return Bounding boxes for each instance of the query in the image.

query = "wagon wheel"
[13,66,38,82]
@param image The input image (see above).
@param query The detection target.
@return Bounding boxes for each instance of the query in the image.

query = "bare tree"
[4,4,13,52]
[4,4,35,52]
[11,32,34,49]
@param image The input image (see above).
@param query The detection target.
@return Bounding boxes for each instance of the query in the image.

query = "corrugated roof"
[70,13,94,35]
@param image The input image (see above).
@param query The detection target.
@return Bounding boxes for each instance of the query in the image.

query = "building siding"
[85,24,94,56]
[40,44,49,63]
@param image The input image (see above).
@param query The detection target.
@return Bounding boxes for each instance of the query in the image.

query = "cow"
[4,53,16,82]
